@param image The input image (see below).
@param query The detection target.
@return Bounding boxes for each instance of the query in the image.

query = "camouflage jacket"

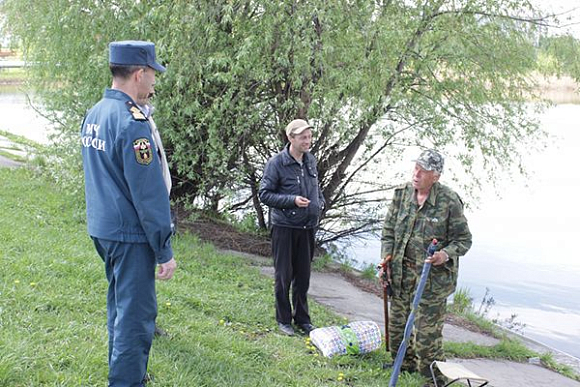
[381,182,472,297]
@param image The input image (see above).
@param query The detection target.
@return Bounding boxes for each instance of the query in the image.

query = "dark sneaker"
[278,323,295,336]
[297,323,316,334]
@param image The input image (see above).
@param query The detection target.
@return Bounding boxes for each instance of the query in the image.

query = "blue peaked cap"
[109,40,166,72]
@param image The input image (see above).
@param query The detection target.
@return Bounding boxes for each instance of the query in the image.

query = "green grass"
[2,167,578,385]
[447,289,580,382]
[0,67,26,82]
[360,263,378,281]
[0,167,432,387]
[311,253,333,271]
[540,353,580,381]
[444,338,536,361]
[449,287,473,315]
[0,149,26,162]
[0,130,42,150]
[0,129,43,164]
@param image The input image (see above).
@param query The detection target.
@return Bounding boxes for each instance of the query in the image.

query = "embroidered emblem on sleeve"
[133,138,153,165]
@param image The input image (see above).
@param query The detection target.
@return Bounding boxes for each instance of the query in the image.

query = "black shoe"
[154,325,168,337]
[278,323,295,336]
[297,323,316,334]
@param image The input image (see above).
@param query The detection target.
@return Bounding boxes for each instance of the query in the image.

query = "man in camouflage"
[380,149,472,383]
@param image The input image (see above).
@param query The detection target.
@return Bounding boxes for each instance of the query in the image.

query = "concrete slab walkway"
[255,264,580,387]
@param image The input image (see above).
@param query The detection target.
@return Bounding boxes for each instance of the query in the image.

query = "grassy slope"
[0,167,427,387]
[2,167,577,386]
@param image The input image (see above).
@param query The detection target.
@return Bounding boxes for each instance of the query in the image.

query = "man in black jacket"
[259,119,325,336]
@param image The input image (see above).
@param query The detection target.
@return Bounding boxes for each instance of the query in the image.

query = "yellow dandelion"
[165,302,171,306]
[14,280,20,284]
[338,376,343,381]
[30,282,37,286]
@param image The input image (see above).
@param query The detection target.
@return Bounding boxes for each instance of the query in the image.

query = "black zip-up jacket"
[259,144,325,229]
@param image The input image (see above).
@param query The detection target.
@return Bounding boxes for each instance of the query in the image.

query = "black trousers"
[271,225,315,325]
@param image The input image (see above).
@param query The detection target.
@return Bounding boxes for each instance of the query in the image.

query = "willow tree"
[1,0,555,243]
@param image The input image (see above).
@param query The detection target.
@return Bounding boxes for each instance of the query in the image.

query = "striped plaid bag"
[309,320,382,358]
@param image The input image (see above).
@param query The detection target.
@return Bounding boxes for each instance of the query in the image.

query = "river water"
[2,88,579,359]
[0,88,51,143]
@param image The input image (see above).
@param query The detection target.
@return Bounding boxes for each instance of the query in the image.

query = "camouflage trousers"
[389,268,447,378]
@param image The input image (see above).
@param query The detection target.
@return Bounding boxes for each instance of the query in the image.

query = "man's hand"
[425,250,449,266]
[378,254,392,289]
[294,196,311,208]
[157,257,177,280]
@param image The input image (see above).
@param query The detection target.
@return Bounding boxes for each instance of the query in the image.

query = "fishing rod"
[388,239,438,387]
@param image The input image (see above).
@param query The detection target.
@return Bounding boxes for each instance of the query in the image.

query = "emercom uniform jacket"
[259,143,325,229]
[381,182,472,297]
[81,88,173,263]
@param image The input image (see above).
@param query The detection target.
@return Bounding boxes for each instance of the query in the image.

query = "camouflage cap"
[413,149,444,174]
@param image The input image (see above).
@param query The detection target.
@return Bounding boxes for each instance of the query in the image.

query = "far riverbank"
[1,71,578,103]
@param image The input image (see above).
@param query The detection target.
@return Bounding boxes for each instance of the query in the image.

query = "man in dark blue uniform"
[81,40,177,386]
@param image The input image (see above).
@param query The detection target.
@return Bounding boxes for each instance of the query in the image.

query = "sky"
[535,0,580,37]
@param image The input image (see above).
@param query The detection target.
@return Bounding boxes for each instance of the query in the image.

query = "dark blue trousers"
[93,238,157,387]
[271,226,315,325]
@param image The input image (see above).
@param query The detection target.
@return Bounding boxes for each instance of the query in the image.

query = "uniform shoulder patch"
[133,138,153,165]
[126,101,147,121]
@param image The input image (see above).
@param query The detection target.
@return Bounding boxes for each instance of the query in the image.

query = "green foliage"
[538,34,580,82]
[449,287,473,315]
[360,263,379,281]
[311,253,333,271]
[1,0,555,244]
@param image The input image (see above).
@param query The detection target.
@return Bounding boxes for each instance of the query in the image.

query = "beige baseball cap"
[285,119,313,137]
